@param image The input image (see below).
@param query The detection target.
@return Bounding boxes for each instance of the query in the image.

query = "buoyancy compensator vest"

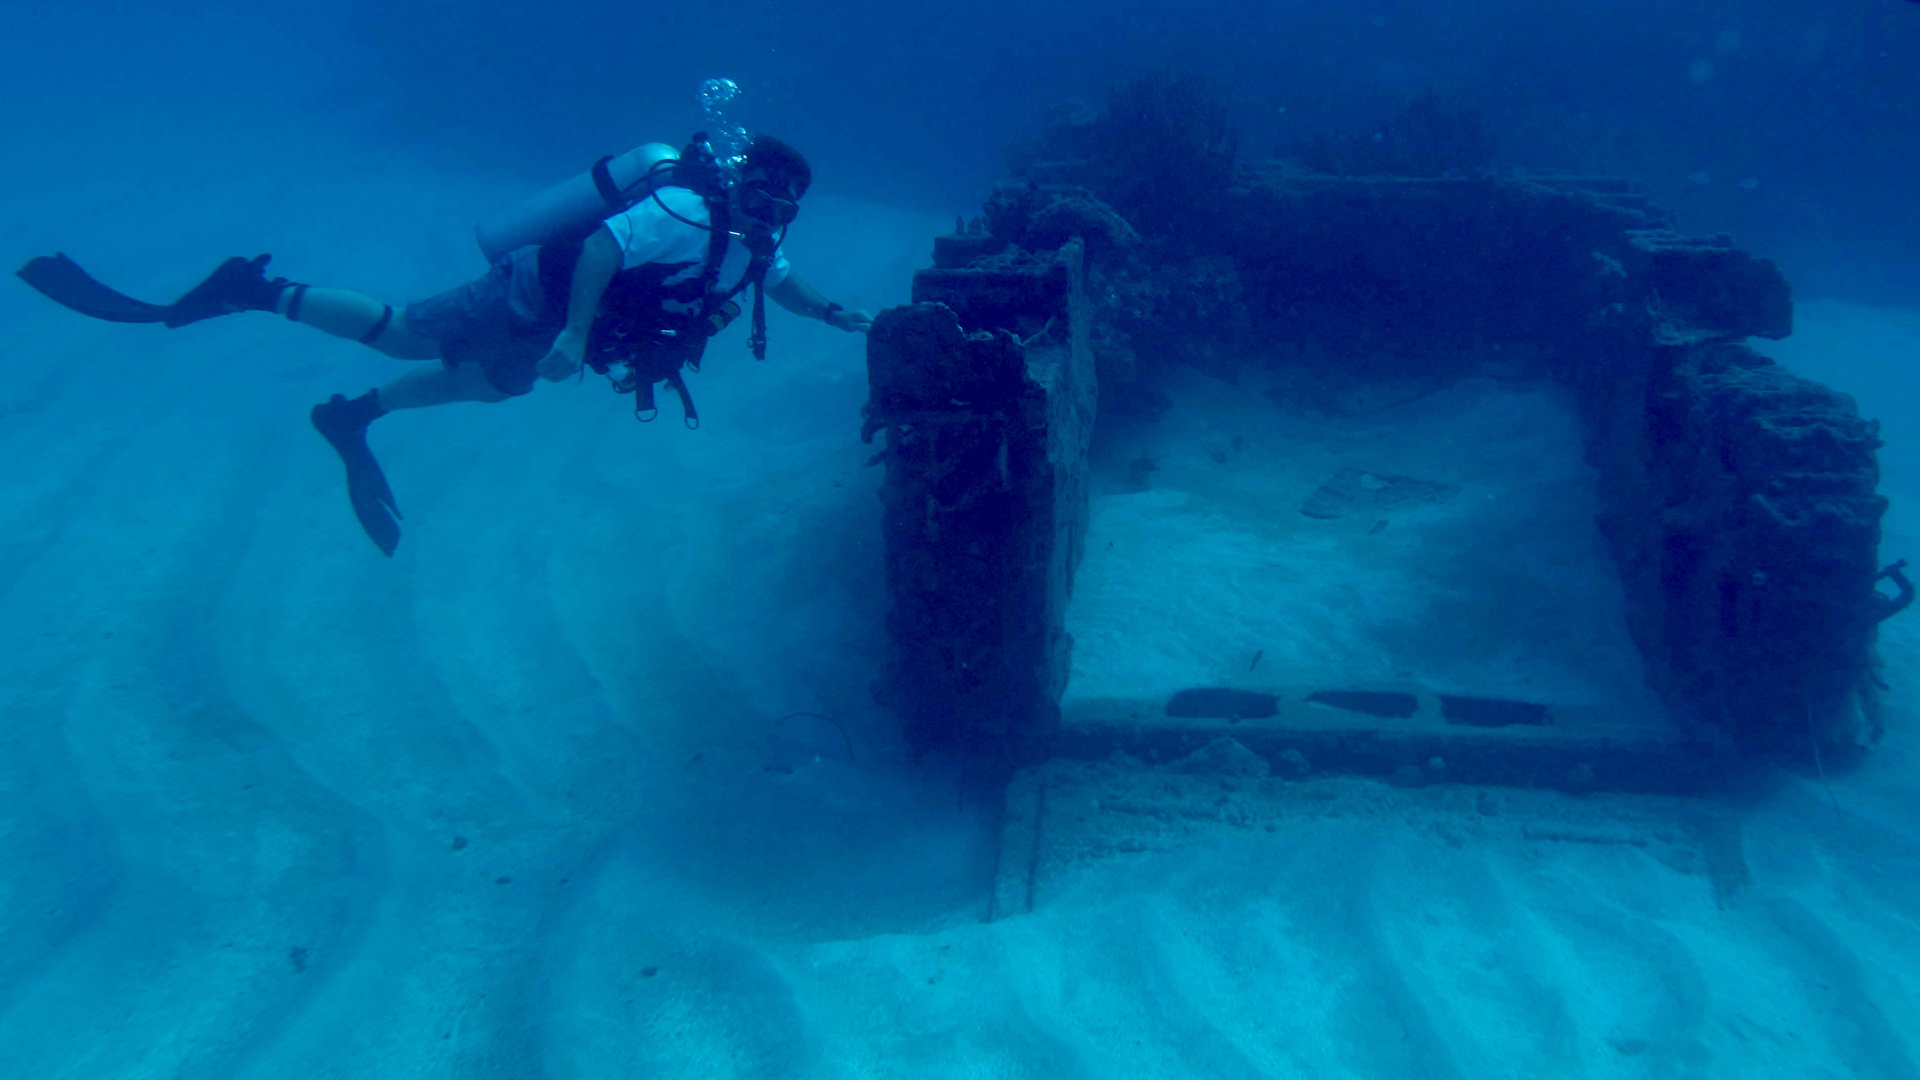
[488,134,786,427]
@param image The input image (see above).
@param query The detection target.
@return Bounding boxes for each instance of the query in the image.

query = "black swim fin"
[15,253,289,328]
[16,253,174,323]
[311,392,402,556]
[163,254,288,327]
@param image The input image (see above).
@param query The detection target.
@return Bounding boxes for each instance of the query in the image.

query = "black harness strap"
[590,156,625,213]
[632,376,657,421]
[748,266,769,360]
[664,370,698,428]
[696,198,731,319]
[734,214,782,362]
[626,355,702,429]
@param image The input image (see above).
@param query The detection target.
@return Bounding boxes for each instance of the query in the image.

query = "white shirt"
[602,187,792,317]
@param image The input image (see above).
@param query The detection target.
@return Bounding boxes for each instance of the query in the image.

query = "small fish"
[1249,650,1264,672]
[1369,519,1390,535]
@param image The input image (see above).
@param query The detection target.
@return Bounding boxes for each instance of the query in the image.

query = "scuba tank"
[475,142,682,263]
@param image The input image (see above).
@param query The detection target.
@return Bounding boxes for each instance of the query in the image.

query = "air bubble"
[699,78,749,185]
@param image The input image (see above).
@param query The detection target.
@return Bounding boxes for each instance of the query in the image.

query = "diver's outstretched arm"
[767,271,872,333]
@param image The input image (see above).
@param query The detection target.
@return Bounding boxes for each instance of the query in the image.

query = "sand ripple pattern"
[0,198,1916,1078]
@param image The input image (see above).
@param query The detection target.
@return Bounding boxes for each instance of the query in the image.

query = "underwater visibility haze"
[2,0,1920,1076]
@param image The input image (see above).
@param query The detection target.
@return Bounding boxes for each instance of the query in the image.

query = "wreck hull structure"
[862,173,1887,785]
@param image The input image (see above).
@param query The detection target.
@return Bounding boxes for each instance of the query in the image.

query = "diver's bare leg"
[276,287,442,360]
[304,308,504,556]
[375,362,512,410]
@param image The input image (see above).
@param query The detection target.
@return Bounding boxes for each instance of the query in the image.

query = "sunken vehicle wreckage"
[858,93,1900,792]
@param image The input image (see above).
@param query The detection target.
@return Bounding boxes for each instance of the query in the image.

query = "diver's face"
[738,169,801,228]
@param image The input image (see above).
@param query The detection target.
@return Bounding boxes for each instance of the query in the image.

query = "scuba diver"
[16,134,873,556]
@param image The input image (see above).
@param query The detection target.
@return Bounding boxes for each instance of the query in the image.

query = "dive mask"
[740,182,800,227]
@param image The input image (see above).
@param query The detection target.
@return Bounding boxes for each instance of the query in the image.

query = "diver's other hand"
[827,307,874,334]
[537,327,587,381]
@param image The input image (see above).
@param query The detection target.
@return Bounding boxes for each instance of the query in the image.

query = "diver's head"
[737,136,810,228]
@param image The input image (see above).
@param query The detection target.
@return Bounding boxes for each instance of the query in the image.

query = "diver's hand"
[827,307,874,334]
[537,327,587,382]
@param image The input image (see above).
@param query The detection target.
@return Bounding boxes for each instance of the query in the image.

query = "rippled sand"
[1,143,1915,1078]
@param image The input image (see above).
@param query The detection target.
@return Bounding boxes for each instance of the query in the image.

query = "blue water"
[2,1,1918,1076]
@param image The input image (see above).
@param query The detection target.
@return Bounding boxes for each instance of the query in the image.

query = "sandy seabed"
[0,123,1916,1078]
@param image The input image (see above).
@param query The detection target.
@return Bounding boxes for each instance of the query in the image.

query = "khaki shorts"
[403,246,563,396]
